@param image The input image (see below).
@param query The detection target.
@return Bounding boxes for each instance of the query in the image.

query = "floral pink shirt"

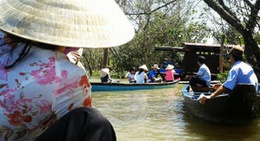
[0,44,92,141]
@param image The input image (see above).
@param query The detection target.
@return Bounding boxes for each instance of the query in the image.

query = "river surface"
[91,83,260,141]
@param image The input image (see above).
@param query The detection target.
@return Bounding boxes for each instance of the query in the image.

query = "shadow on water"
[182,100,260,141]
[92,83,260,141]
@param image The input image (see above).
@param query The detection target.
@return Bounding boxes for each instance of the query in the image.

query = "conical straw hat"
[139,65,148,71]
[0,0,135,48]
[101,68,110,77]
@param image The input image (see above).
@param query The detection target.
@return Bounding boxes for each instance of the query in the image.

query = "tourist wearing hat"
[148,64,162,82]
[101,66,113,83]
[0,0,135,140]
[189,56,211,88]
[200,45,259,105]
[164,64,176,82]
[135,65,149,83]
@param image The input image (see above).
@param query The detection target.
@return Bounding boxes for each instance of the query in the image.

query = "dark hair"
[106,66,113,71]
[129,67,136,72]
[197,56,205,64]
[1,34,31,69]
[231,54,243,61]
[5,43,32,69]
[3,35,59,69]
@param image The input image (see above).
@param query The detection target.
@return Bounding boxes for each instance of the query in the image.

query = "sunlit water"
[91,84,260,141]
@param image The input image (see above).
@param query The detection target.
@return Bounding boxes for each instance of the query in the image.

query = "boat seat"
[226,84,258,118]
[191,85,215,92]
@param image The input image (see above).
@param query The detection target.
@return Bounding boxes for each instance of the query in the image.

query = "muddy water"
[91,84,260,141]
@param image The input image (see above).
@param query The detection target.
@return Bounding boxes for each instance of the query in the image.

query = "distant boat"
[91,80,179,92]
[181,84,260,125]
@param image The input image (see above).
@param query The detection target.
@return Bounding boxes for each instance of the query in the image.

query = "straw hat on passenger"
[152,64,160,69]
[228,45,244,57]
[139,65,148,71]
[101,68,110,77]
[0,0,135,48]
[165,64,174,70]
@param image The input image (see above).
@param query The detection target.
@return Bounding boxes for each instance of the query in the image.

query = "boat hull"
[91,80,179,91]
[182,84,260,124]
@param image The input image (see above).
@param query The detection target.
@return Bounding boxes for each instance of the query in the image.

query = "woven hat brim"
[139,65,148,71]
[101,68,109,75]
[227,45,244,57]
[0,0,135,48]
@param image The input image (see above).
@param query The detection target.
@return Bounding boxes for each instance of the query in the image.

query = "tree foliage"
[203,0,260,77]
[81,0,211,78]
[83,0,260,78]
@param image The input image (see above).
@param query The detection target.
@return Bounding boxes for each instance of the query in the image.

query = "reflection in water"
[91,84,260,141]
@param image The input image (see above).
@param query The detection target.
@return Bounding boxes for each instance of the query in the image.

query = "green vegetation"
[81,0,259,79]
[217,71,229,83]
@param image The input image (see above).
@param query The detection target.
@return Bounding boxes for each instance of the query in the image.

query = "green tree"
[81,0,213,77]
[203,0,260,78]
[117,0,210,70]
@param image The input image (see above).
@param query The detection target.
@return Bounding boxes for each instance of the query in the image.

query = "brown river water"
[91,83,260,141]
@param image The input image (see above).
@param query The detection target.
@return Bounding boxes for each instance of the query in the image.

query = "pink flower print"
[48,56,55,62]
[37,68,57,85]
[61,70,68,78]
[53,79,78,97]
[0,92,34,117]
[30,56,61,85]
[53,70,78,97]
[31,69,41,78]
[38,100,52,114]
[0,87,17,98]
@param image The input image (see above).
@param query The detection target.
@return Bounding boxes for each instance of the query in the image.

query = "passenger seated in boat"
[189,56,211,90]
[164,64,176,82]
[135,65,148,83]
[199,45,259,105]
[101,66,113,83]
[125,67,137,83]
[148,64,162,83]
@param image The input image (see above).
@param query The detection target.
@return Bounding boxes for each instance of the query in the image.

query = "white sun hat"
[0,0,135,48]
[100,68,110,77]
[152,64,160,69]
[139,65,148,71]
[165,64,174,70]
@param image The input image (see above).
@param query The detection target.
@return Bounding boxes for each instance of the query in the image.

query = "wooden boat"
[91,80,179,92]
[182,84,260,125]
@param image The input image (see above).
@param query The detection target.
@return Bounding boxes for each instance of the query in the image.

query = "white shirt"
[135,71,147,83]
[125,72,135,82]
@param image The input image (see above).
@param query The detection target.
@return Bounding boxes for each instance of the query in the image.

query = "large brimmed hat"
[165,64,174,70]
[101,68,110,77]
[228,45,244,57]
[0,0,135,48]
[139,65,148,71]
[152,64,160,69]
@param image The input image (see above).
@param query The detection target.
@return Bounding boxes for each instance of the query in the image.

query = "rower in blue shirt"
[200,45,259,105]
[189,56,211,88]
